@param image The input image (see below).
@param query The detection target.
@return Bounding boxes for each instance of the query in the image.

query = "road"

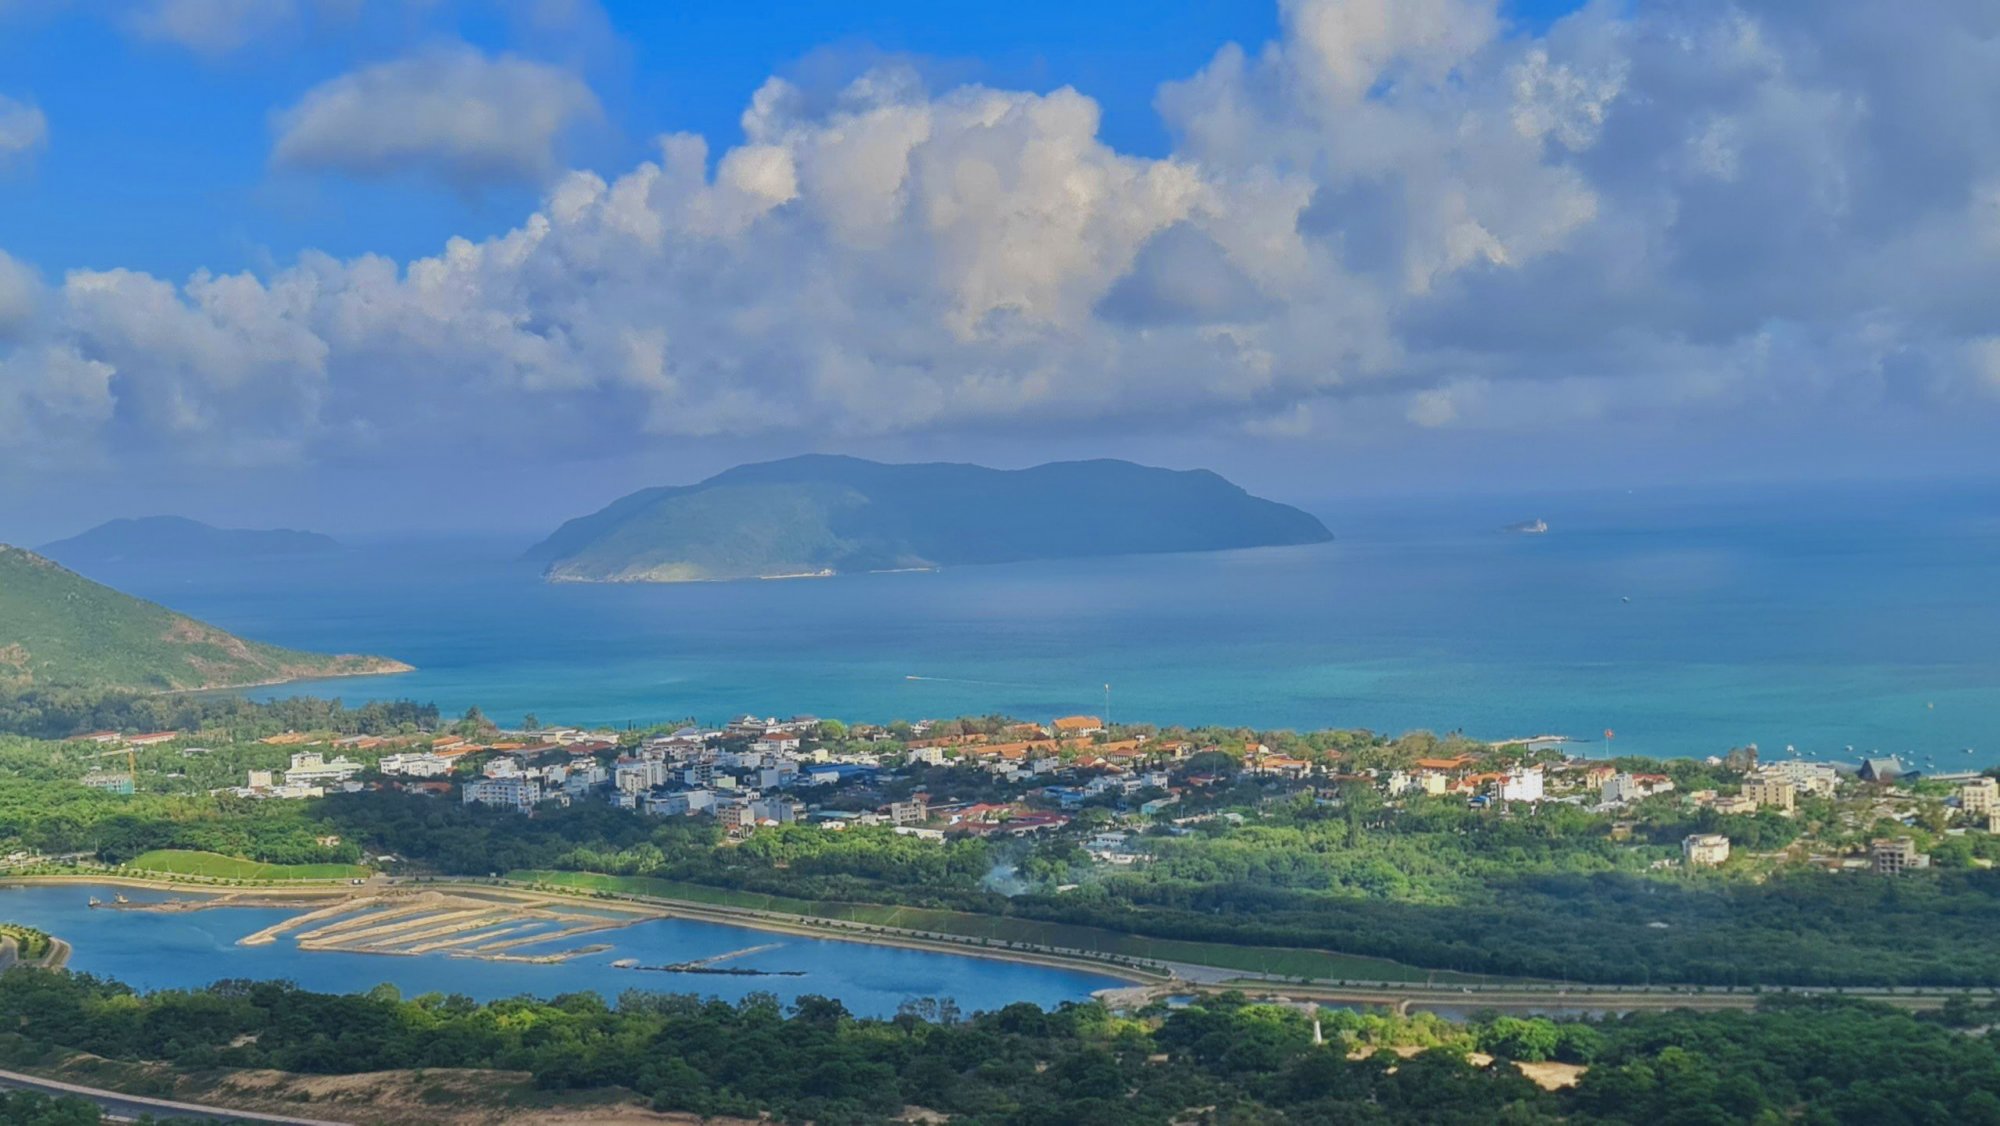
[0,1066,351,1125]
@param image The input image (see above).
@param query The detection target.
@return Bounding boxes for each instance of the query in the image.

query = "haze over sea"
[76,480,2000,766]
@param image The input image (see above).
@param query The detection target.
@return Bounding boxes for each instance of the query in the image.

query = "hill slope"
[0,546,410,692]
[528,455,1333,583]
[41,516,340,566]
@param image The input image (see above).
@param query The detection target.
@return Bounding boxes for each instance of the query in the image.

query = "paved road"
[0,1067,350,1124]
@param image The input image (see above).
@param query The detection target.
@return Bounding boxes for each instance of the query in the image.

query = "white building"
[463,777,542,814]
[283,752,363,785]
[1682,833,1731,866]
[644,789,716,817]
[378,752,455,778]
[1756,760,1841,798]
[1499,765,1544,803]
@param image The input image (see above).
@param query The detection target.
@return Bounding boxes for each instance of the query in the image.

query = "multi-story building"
[1498,766,1544,803]
[1960,777,1999,817]
[1740,777,1797,811]
[378,752,455,778]
[1682,833,1731,866]
[1756,760,1841,797]
[462,777,542,814]
[1872,837,1930,876]
[283,752,363,785]
[888,799,929,826]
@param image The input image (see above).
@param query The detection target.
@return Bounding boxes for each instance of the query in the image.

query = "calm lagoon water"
[0,885,1119,1015]
[71,478,2000,765]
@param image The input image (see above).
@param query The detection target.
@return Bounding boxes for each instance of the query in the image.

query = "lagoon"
[0,884,1121,1017]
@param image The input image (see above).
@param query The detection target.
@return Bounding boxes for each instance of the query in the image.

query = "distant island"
[0,545,409,692]
[527,455,1333,583]
[40,516,341,567]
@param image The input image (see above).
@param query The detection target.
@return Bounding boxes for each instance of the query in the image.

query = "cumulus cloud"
[0,95,47,165]
[3,0,2000,476]
[271,47,602,189]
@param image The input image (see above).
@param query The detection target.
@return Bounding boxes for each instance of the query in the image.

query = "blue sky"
[1,0,1995,540]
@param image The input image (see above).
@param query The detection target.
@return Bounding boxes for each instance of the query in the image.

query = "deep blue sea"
[70,479,2000,766]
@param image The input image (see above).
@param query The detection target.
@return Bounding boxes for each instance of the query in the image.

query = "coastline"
[161,658,416,697]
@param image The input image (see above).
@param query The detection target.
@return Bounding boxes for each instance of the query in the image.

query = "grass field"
[129,850,370,882]
[508,869,1490,984]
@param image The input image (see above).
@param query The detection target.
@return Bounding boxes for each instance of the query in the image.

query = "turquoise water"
[0,885,1119,1015]
[75,479,2000,764]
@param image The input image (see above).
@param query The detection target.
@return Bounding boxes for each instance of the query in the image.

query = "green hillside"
[530,455,1333,582]
[0,545,410,692]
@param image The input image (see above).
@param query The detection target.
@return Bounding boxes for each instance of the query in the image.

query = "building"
[1682,833,1731,866]
[1858,756,1905,784]
[1960,778,1999,817]
[80,772,134,796]
[378,752,455,778]
[1872,837,1930,876]
[282,752,362,785]
[1740,778,1797,811]
[1498,765,1544,803]
[1052,715,1104,737]
[1602,772,1674,804]
[888,799,928,827]
[462,777,542,814]
[1756,760,1840,798]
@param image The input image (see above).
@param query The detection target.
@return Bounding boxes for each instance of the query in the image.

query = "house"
[462,777,542,814]
[1858,757,1905,784]
[1682,834,1731,866]
[888,799,929,827]
[1052,715,1104,737]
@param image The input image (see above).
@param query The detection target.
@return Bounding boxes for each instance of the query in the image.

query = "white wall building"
[463,777,542,813]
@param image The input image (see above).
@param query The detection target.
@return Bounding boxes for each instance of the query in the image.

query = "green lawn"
[507,869,1491,984]
[129,849,369,881]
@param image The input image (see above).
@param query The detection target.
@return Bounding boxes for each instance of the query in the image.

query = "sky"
[1,0,1997,541]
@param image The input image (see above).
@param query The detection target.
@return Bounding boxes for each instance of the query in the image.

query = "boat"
[1503,519,1549,535]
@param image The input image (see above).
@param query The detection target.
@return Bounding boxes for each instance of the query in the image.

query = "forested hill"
[528,455,1334,583]
[40,515,339,566]
[0,545,408,692]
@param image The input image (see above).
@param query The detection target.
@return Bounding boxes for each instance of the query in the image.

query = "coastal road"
[0,1067,351,1125]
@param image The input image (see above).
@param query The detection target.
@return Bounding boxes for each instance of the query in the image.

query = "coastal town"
[53,711,2000,884]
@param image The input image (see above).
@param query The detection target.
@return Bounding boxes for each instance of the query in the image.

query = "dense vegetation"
[0,546,405,692]
[3,968,1996,1125]
[527,454,1332,582]
[0,1090,100,1126]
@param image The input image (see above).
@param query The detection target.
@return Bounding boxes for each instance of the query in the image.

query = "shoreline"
[160,660,416,697]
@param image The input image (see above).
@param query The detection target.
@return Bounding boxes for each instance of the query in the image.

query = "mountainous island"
[0,545,410,692]
[39,516,341,567]
[527,455,1334,583]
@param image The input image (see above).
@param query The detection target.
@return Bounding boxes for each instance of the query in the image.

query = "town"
[60,710,2000,883]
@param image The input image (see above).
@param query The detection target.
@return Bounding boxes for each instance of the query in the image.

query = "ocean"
[73,479,2000,766]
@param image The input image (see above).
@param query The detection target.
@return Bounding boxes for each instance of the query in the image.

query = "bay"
[72,479,2000,765]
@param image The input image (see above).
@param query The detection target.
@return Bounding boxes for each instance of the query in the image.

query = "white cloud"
[125,0,300,56]
[271,47,602,188]
[0,95,47,164]
[3,0,2000,477]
